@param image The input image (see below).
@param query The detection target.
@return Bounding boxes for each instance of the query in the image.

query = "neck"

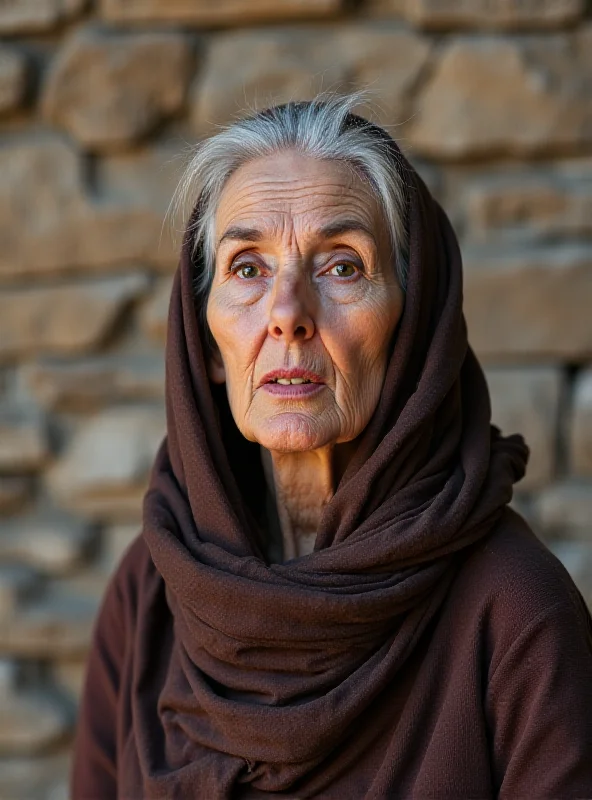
[260,442,357,561]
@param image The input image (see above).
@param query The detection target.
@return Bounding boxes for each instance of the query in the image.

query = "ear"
[207,342,226,384]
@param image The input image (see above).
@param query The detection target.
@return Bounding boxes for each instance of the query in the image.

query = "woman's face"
[206,150,405,453]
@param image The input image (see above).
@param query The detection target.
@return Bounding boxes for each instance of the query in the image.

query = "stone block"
[23,351,165,411]
[0,658,18,695]
[0,134,82,278]
[95,143,185,211]
[463,171,592,242]
[0,45,27,113]
[0,273,149,362]
[191,25,431,136]
[0,0,86,34]
[139,276,173,344]
[0,565,38,620]
[404,0,584,30]
[535,481,592,537]
[0,582,99,657]
[101,0,342,25]
[0,512,95,574]
[463,244,592,360]
[0,690,70,755]
[0,405,48,472]
[0,753,71,800]
[52,657,87,701]
[570,368,592,476]
[47,406,165,520]
[485,366,563,490]
[42,27,195,150]
[0,134,177,278]
[78,201,178,272]
[409,31,592,159]
[0,477,30,515]
[365,0,407,17]
[56,487,147,522]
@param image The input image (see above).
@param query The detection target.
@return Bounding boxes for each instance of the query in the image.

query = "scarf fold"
[139,116,528,796]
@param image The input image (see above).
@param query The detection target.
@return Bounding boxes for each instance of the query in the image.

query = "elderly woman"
[72,96,592,799]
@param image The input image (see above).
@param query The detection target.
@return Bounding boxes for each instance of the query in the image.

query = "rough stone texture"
[535,481,592,537]
[43,28,195,151]
[23,351,165,411]
[0,135,82,278]
[47,407,165,520]
[0,565,38,620]
[0,582,98,657]
[0,658,18,693]
[404,0,584,30]
[0,274,149,362]
[0,690,70,755]
[0,477,30,515]
[0,135,177,279]
[191,25,431,135]
[0,753,70,800]
[464,244,592,360]
[0,45,27,114]
[462,169,592,242]
[0,0,86,34]
[102,0,342,25]
[95,144,185,211]
[0,1,592,787]
[570,368,592,476]
[52,658,87,702]
[0,512,94,575]
[0,406,48,473]
[485,366,563,490]
[139,276,174,344]
[409,32,592,159]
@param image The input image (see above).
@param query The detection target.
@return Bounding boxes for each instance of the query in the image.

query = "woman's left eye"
[328,262,358,278]
[233,263,261,279]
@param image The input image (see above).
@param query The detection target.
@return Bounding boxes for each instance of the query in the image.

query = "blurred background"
[0,0,591,796]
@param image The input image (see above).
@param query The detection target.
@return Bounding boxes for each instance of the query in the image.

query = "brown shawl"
[138,115,528,796]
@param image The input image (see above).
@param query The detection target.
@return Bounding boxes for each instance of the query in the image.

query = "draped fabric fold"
[139,116,528,796]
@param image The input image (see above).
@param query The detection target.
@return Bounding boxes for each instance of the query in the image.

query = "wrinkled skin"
[206,151,404,558]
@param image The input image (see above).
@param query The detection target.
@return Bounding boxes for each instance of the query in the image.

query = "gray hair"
[170,93,409,301]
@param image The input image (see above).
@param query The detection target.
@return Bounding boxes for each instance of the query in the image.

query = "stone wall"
[1,0,591,795]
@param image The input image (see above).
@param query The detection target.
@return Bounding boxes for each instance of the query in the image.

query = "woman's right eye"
[233,263,261,279]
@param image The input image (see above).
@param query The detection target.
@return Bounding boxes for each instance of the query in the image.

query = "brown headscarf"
[139,111,528,797]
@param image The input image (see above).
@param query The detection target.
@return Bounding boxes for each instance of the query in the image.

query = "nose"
[268,270,315,342]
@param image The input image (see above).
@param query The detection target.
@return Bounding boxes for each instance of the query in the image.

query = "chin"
[250,412,338,453]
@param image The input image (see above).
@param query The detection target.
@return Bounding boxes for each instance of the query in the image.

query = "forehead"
[214,151,383,239]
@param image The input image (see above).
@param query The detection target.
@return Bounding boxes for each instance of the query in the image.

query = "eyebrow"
[217,219,377,248]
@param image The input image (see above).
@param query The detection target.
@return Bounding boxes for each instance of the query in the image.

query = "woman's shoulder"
[451,506,592,660]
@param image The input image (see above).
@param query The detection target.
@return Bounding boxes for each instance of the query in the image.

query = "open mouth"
[267,377,314,385]
[261,369,325,387]
[260,370,325,395]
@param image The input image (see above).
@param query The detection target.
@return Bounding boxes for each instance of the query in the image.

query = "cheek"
[206,290,265,372]
[325,287,402,380]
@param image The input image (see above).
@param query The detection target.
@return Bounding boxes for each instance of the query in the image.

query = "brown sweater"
[72,508,592,799]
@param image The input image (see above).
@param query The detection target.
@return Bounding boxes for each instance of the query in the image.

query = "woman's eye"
[234,263,261,279]
[329,262,358,278]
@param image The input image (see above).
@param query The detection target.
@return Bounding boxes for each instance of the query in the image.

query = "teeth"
[273,377,311,385]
